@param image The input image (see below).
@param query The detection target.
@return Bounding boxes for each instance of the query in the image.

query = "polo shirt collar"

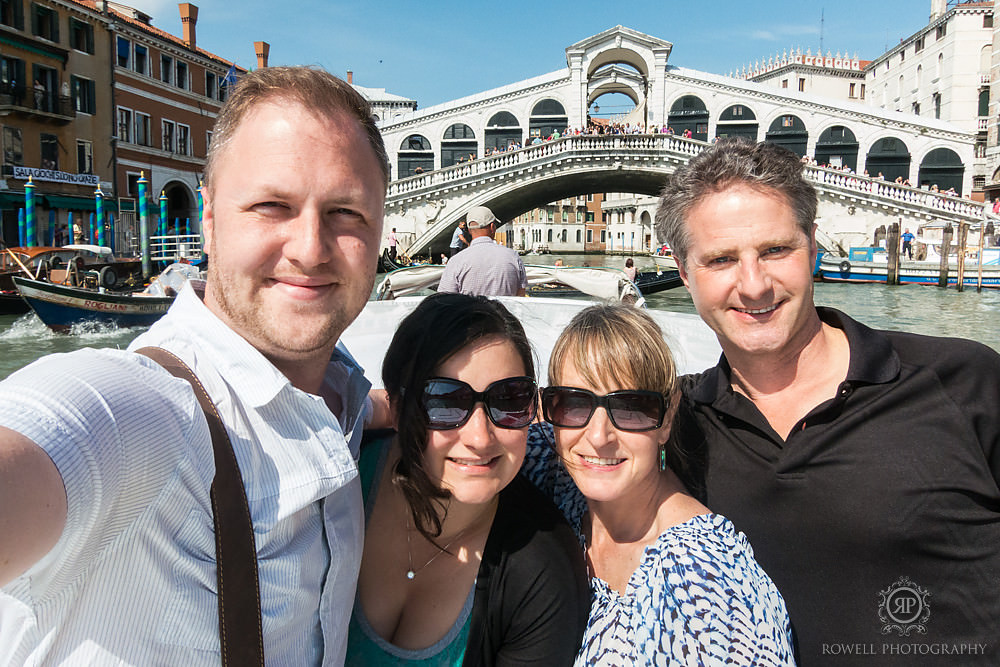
[687,306,900,405]
[469,236,495,247]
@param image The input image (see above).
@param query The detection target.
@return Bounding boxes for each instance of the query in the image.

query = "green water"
[2,253,998,379]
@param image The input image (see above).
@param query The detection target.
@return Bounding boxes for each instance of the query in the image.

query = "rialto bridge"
[377,26,981,257]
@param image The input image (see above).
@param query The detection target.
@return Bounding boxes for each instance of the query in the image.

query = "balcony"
[0,85,75,123]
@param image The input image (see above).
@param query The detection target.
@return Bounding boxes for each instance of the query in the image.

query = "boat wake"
[0,312,145,341]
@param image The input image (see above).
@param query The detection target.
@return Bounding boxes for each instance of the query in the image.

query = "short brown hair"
[655,140,817,266]
[204,66,389,191]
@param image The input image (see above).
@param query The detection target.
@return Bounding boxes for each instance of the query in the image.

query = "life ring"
[99,265,118,289]
[49,255,64,270]
[838,260,851,274]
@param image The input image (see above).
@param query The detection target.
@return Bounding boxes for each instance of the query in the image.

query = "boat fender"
[99,265,118,289]
[839,260,851,273]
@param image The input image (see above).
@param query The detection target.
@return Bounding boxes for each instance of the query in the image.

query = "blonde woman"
[524,304,794,665]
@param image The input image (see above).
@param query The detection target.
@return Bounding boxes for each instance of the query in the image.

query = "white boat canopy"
[374,264,645,305]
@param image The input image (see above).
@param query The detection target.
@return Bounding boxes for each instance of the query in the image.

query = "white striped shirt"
[0,282,368,665]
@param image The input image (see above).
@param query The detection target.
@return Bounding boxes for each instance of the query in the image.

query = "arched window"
[397,134,433,177]
[529,99,568,140]
[667,95,709,141]
[441,123,476,167]
[485,111,521,151]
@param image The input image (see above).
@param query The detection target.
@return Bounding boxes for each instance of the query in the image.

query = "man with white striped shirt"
[0,67,388,664]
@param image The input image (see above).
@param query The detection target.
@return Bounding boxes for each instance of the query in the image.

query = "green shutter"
[13,0,23,30]
[87,79,94,113]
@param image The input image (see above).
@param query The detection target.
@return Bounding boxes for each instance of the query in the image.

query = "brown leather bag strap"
[136,347,265,667]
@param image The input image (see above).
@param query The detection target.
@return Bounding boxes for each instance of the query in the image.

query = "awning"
[43,194,97,211]
[0,191,25,207]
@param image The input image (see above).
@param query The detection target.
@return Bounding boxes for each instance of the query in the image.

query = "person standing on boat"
[388,227,399,262]
[449,219,470,258]
[0,67,390,665]
[901,228,915,260]
[657,139,1000,665]
[439,206,527,297]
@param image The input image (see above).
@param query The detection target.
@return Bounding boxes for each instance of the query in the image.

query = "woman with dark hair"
[345,292,588,666]
[524,304,794,665]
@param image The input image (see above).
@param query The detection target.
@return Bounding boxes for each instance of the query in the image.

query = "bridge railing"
[387,133,705,198]
[805,165,984,219]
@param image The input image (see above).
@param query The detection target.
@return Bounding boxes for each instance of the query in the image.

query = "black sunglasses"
[541,386,666,432]
[421,376,537,430]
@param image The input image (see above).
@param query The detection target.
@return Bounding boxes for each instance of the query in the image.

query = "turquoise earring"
[659,444,667,472]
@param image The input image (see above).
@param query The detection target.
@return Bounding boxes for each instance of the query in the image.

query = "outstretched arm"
[0,427,67,586]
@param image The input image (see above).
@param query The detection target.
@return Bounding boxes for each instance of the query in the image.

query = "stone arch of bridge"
[408,166,671,257]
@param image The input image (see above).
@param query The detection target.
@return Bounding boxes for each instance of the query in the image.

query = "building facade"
[864,0,991,199]
[0,0,113,246]
[108,1,243,246]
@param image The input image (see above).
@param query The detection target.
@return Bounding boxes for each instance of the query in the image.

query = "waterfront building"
[744,0,991,199]
[865,0,990,199]
[510,195,591,253]
[0,0,113,247]
[739,50,869,103]
[985,0,1000,200]
[107,1,245,248]
[601,192,656,254]
[347,70,417,125]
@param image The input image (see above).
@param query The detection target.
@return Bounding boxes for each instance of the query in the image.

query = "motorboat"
[13,263,201,332]
[818,247,1000,288]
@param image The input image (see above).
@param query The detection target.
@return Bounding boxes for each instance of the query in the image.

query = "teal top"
[344,437,473,667]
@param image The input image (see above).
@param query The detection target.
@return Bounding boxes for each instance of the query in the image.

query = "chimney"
[930,0,947,21]
[255,41,269,69]
[347,70,353,84]
[179,3,198,49]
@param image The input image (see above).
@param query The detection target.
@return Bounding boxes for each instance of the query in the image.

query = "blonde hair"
[549,304,677,399]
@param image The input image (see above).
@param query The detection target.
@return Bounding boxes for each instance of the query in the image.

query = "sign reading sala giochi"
[12,166,99,187]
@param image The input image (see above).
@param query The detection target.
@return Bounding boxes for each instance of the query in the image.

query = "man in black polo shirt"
[656,140,1000,665]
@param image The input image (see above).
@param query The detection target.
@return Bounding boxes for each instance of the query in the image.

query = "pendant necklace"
[405,517,466,580]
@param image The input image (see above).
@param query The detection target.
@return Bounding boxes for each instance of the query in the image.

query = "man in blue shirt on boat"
[660,139,1000,665]
[901,228,915,259]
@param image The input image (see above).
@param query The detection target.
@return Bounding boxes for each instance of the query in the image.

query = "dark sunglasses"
[541,386,666,432]
[421,376,537,430]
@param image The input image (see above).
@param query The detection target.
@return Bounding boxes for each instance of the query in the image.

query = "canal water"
[2,253,998,380]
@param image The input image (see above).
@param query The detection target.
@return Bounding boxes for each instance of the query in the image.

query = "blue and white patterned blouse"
[524,423,796,666]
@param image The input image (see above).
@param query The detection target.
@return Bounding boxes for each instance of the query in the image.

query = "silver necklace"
[405,519,466,580]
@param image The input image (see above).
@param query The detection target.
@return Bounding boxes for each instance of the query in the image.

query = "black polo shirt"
[679,307,1000,665]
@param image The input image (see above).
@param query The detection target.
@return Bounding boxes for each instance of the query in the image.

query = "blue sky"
[129,0,933,109]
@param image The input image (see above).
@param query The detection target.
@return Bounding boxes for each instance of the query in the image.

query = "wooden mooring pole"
[938,224,953,288]
[955,222,968,293]
[886,221,900,285]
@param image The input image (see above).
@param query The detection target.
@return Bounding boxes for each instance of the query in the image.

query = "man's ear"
[201,185,214,251]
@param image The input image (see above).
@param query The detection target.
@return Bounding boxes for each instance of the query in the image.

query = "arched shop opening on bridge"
[667,96,708,141]
[529,99,568,140]
[486,112,522,152]
[765,114,808,157]
[398,134,434,178]
[815,125,859,172]
[918,148,964,193]
[441,124,477,168]
[716,105,758,142]
[865,137,911,182]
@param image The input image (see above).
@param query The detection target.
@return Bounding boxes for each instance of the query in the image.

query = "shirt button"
[839,384,852,397]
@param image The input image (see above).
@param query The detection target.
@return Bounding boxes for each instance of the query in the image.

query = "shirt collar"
[469,236,495,246]
[687,306,900,405]
[131,282,370,411]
